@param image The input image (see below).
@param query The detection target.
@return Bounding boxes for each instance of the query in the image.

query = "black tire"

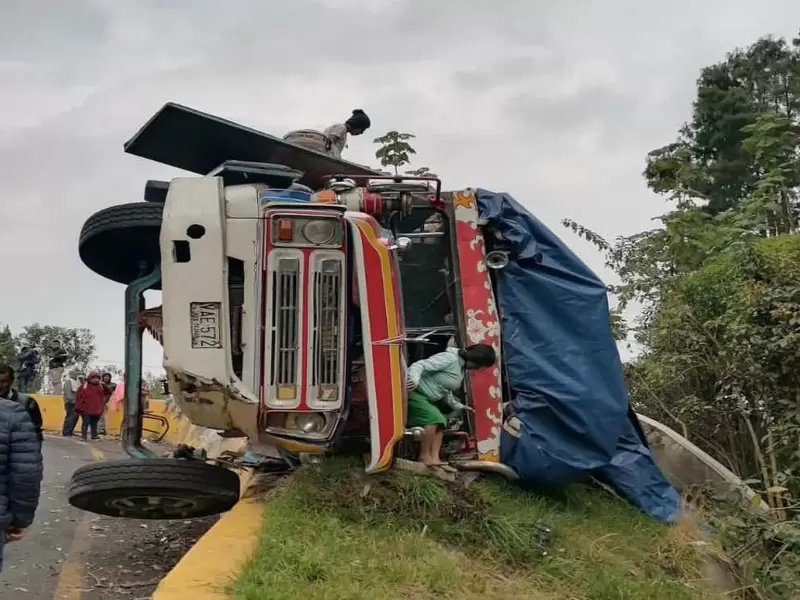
[78,202,163,287]
[68,458,240,520]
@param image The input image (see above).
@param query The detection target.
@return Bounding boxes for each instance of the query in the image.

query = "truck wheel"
[79,202,163,286]
[68,458,240,519]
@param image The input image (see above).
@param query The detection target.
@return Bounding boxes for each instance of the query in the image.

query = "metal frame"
[142,412,170,443]
[324,174,443,208]
[122,264,162,459]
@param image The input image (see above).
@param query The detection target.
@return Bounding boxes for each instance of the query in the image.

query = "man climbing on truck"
[406,344,496,472]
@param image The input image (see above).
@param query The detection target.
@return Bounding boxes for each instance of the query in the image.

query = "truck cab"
[68,103,508,520]
[159,176,408,473]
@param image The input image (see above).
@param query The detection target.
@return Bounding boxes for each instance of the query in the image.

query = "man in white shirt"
[322,109,371,158]
[61,372,82,437]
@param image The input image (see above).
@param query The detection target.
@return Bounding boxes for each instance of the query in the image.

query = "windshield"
[395,210,453,331]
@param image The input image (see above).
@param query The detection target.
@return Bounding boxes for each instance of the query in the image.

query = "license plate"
[190,302,222,349]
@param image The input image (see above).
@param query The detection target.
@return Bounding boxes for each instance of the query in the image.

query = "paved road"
[0,436,216,600]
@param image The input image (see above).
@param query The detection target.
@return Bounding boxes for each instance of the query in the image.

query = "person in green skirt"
[406,343,497,471]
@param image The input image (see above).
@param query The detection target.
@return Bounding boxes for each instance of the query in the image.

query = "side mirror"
[395,236,412,251]
[485,250,509,270]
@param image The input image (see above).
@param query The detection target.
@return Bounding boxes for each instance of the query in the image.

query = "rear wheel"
[68,458,240,519]
[79,202,163,286]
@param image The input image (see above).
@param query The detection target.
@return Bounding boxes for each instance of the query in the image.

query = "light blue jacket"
[406,348,468,412]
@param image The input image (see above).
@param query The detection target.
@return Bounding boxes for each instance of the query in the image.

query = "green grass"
[232,458,727,600]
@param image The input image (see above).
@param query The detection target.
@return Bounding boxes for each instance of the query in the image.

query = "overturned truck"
[68,103,680,523]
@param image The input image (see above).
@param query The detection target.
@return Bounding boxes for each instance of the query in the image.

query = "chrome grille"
[311,259,342,398]
[270,257,300,386]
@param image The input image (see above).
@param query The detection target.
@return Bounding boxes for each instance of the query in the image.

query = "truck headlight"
[302,219,337,245]
[286,412,326,433]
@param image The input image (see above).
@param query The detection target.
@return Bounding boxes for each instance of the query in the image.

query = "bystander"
[0,393,43,571]
[98,373,116,436]
[0,364,43,444]
[75,371,105,441]
[61,372,82,437]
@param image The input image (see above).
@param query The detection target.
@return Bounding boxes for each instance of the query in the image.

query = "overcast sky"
[2,0,799,373]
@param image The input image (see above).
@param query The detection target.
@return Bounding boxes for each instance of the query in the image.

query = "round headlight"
[302,220,336,245]
[293,412,326,433]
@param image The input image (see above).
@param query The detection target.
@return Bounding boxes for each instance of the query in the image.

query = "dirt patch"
[78,514,217,599]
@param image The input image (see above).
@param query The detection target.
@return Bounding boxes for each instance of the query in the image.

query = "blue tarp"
[260,189,312,203]
[475,189,680,523]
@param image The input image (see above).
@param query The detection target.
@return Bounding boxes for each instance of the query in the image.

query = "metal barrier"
[143,411,170,443]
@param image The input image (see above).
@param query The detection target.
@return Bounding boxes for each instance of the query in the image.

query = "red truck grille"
[311,258,343,398]
[270,257,301,388]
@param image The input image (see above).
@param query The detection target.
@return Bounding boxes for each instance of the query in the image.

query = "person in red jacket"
[75,371,105,441]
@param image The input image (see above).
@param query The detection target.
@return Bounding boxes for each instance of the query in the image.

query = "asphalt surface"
[0,435,216,600]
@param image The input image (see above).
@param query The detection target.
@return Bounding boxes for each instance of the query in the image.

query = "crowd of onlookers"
[0,341,158,572]
[0,360,121,444]
[0,347,143,573]
[5,339,123,442]
[61,371,117,441]
[15,339,69,395]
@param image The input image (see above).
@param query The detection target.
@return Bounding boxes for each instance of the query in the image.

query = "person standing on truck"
[0,393,43,572]
[47,340,68,395]
[16,347,38,394]
[0,364,44,445]
[405,344,496,472]
[75,371,105,441]
[323,109,371,159]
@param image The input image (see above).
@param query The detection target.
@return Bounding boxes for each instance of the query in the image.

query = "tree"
[15,324,96,392]
[561,32,800,593]
[562,30,800,504]
[644,34,800,218]
[740,113,800,234]
[144,372,166,399]
[373,131,417,175]
[373,131,438,183]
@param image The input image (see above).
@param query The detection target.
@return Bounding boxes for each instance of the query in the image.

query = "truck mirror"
[485,250,510,270]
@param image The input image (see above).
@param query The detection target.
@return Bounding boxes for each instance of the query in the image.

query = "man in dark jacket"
[17,347,38,394]
[0,395,43,571]
[0,364,44,444]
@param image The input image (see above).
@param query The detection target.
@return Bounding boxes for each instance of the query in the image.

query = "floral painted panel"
[451,190,502,461]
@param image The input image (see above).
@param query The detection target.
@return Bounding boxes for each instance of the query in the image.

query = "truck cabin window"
[395,210,454,361]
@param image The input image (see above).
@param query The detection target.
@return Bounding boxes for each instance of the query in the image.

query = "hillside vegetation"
[233,458,730,600]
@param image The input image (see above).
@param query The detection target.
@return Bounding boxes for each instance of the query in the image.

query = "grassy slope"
[233,458,726,600]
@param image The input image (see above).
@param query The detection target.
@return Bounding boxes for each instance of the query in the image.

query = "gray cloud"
[2,0,800,367]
